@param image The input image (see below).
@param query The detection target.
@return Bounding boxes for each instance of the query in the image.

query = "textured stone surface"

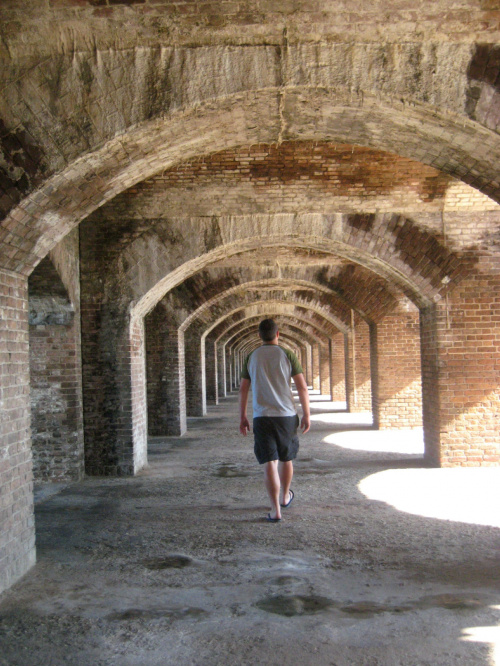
[0,395,499,665]
[0,0,499,600]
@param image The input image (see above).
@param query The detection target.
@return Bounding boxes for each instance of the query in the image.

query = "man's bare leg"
[279,460,294,506]
[264,460,281,520]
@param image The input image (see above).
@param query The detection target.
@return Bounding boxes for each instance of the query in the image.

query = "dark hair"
[259,318,278,342]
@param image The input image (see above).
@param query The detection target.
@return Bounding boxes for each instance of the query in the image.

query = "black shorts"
[253,415,300,465]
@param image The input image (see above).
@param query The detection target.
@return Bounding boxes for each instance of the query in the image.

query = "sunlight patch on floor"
[462,617,500,666]
[323,428,424,454]
[311,411,373,425]
[359,468,500,527]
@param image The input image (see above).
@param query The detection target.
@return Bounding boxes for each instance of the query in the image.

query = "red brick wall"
[374,308,423,430]
[319,343,330,395]
[0,270,35,594]
[312,344,320,391]
[331,333,347,403]
[139,142,497,218]
[354,318,372,412]
[345,316,373,413]
[438,269,500,466]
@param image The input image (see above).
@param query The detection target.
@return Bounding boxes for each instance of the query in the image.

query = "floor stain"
[143,555,193,570]
[255,594,335,616]
[214,464,249,478]
[107,607,206,621]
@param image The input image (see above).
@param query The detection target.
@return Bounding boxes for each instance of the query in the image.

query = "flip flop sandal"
[280,489,294,508]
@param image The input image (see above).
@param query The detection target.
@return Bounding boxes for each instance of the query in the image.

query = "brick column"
[28,252,84,482]
[329,339,334,400]
[131,316,148,471]
[299,346,307,380]
[421,271,500,467]
[145,309,186,437]
[217,343,226,398]
[370,323,380,429]
[185,329,206,417]
[82,304,148,475]
[304,342,312,386]
[235,351,241,388]
[225,347,233,393]
[205,336,218,404]
[331,333,346,403]
[353,317,372,412]
[374,309,422,430]
[237,351,242,386]
[319,342,330,395]
[345,333,354,411]
[312,344,320,390]
[0,270,36,595]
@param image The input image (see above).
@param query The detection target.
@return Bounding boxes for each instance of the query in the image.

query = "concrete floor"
[1,392,500,666]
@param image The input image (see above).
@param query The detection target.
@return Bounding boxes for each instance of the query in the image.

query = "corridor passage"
[1,393,499,666]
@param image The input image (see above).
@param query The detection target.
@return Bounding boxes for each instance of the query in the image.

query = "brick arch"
[219,316,336,396]
[3,83,500,276]
[205,300,347,343]
[151,262,401,334]
[203,310,334,402]
[127,220,462,323]
[180,280,351,336]
[225,318,327,352]
[233,328,309,375]
[237,330,305,357]
[231,324,322,376]
[235,326,313,382]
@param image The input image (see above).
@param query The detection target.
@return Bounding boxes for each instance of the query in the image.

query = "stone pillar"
[374,308,422,430]
[421,270,500,467]
[0,269,36,595]
[185,329,206,417]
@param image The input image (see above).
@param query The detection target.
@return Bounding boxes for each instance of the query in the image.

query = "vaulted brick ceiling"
[2,1,500,349]
[79,138,487,336]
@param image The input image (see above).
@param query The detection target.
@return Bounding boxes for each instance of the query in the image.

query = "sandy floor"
[1,392,499,666]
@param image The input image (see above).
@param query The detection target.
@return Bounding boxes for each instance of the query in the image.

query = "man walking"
[239,318,310,522]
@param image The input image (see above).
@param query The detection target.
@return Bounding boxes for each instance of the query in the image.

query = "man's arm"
[292,373,310,433]
[239,378,251,435]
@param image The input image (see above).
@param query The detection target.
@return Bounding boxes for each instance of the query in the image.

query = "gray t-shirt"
[241,345,303,418]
